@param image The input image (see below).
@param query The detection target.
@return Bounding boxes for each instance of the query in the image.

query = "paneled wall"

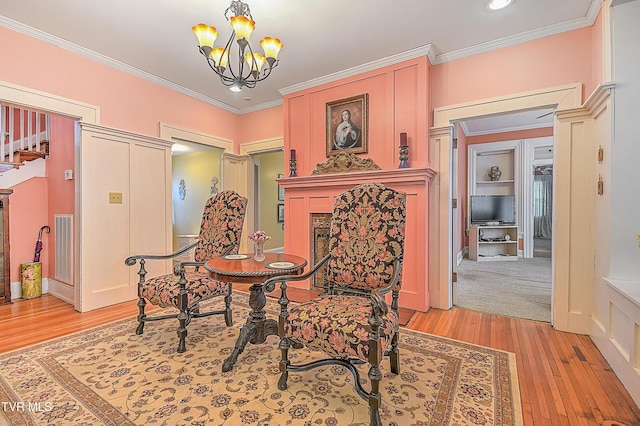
[589,0,640,406]
[79,123,172,311]
[281,56,432,311]
[283,57,430,175]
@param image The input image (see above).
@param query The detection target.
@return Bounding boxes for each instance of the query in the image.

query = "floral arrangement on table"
[249,230,271,244]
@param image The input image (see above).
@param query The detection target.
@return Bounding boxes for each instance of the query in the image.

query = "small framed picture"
[326,93,368,156]
[277,203,284,223]
[277,173,285,201]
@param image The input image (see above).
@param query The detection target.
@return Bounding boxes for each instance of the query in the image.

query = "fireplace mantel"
[279,167,436,312]
[278,167,436,190]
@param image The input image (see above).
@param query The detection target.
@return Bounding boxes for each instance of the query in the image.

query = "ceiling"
[0,0,598,133]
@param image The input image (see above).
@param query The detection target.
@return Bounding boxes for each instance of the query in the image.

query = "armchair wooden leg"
[224,282,233,327]
[277,337,291,391]
[136,297,146,335]
[368,350,383,426]
[368,397,382,426]
[177,310,188,353]
[368,304,383,426]
[390,331,400,374]
[177,274,189,353]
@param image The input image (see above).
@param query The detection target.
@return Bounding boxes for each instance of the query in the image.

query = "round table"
[204,253,307,372]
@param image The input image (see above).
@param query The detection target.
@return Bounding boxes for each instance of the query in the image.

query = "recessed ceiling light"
[487,0,514,10]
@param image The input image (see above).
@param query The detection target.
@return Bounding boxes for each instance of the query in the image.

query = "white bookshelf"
[469,225,518,261]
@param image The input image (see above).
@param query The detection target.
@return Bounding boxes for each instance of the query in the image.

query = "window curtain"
[533,173,552,238]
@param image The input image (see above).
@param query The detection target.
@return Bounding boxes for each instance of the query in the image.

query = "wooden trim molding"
[279,167,436,190]
[311,152,381,175]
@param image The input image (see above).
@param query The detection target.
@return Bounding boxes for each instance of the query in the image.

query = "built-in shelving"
[469,225,518,261]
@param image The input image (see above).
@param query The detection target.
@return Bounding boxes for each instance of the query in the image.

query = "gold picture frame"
[326,93,368,156]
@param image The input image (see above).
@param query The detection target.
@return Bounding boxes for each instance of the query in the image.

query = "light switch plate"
[64,169,73,180]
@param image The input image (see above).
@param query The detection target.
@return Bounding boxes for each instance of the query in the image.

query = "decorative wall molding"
[159,123,233,152]
[280,45,434,96]
[311,152,381,175]
[280,167,436,190]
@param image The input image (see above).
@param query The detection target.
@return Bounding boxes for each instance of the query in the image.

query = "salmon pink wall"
[0,26,239,142]
[284,57,429,175]
[46,115,75,283]
[591,8,604,87]
[237,105,283,144]
[9,178,48,282]
[1,26,242,288]
[280,56,432,311]
[431,27,595,109]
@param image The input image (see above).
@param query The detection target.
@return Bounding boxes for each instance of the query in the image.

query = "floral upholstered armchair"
[263,182,406,426]
[125,190,247,353]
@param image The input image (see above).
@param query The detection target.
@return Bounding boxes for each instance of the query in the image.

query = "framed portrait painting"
[326,93,368,156]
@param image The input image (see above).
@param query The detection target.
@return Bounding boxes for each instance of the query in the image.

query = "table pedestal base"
[222,282,278,372]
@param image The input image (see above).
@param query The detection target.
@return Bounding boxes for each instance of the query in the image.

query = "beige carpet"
[456,257,552,322]
[0,292,523,425]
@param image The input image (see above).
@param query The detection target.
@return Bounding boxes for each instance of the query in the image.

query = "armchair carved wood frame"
[264,183,406,426]
[125,190,248,353]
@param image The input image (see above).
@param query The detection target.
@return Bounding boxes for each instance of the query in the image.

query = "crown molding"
[238,98,283,114]
[2,0,601,114]
[278,45,434,96]
[433,0,601,65]
[0,16,241,115]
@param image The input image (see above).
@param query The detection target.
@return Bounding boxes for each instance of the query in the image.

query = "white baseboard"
[11,278,74,305]
[47,279,75,304]
[11,278,49,299]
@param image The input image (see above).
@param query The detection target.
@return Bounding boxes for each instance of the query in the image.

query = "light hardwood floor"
[1,292,639,425]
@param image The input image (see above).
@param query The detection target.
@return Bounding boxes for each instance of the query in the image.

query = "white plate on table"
[265,261,295,269]
[223,254,250,260]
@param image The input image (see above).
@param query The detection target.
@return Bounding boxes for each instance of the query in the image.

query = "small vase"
[488,166,502,181]
[253,240,265,262]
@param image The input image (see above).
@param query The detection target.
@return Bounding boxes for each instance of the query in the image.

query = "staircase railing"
[1,104,50,172]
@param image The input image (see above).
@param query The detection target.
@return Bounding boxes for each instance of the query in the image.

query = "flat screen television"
[470,195,515,225]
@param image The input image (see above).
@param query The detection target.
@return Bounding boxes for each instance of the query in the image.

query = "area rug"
[0,292,523,425]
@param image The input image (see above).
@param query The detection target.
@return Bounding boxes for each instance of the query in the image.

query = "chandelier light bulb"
[231,15,255,42]
[192,23,219,54]
[245,52,266,74]
[209,47,229,69]
[260,37,283,63]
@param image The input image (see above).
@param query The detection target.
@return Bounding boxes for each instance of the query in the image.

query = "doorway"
[453,125,554,322]
[170,141,223,259]
[250,150,285,251]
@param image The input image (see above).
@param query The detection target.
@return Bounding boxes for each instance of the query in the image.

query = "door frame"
[430,83,582,325]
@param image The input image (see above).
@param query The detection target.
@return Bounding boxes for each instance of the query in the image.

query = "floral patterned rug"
[0,292,522,425]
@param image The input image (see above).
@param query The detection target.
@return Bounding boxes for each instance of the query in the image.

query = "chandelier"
[192,1,283,92]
